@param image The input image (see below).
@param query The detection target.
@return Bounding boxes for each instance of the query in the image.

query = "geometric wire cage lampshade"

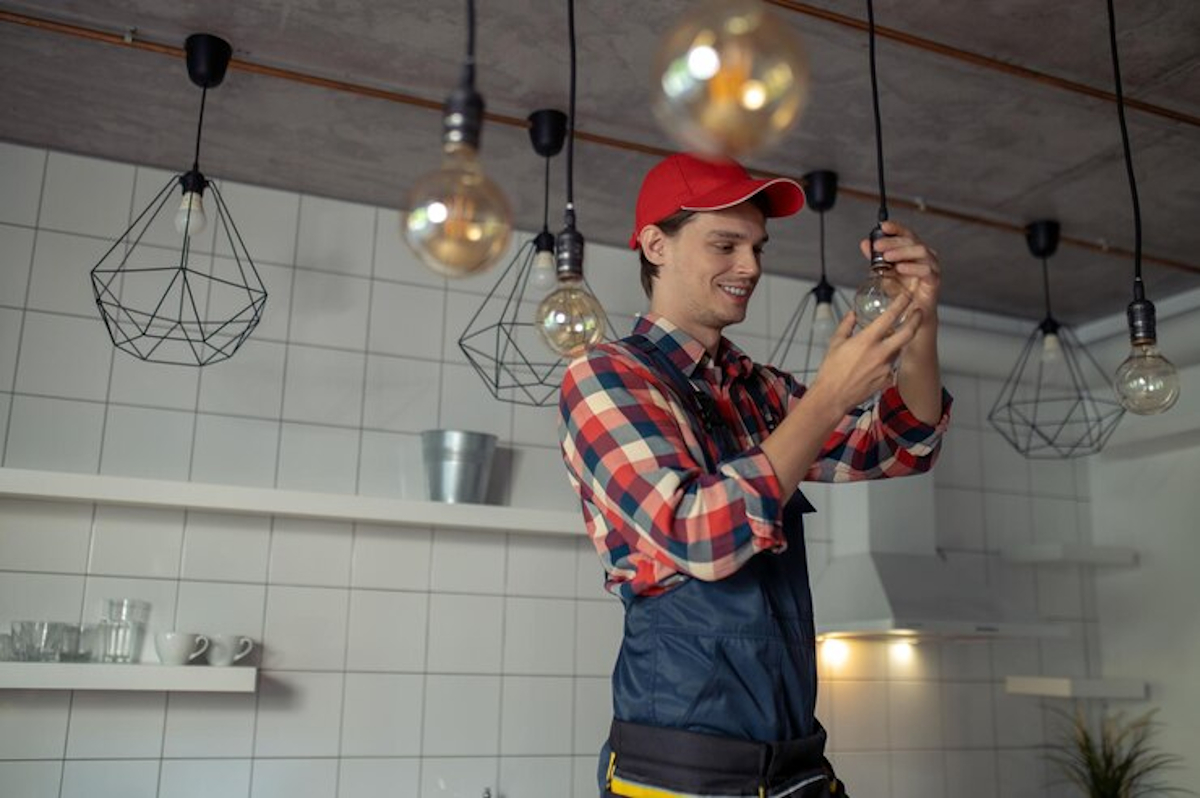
[89,33,266,367]
[459,109,608,406]
[768,169,852,383]
[987,221,1124,458]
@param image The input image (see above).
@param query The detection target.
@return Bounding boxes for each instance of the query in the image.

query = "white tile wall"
[0,761,61,798]
[0,141,45,226]
[60,760,158,798]
[0,148,1102,798]
[0,497,92,573]
[159,759,252,798]
[345,589,428,672]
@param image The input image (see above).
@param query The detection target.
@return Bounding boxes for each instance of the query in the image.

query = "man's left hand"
[859,220,941,324]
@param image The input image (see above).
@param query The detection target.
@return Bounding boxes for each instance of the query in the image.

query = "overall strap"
[624,334,729,471]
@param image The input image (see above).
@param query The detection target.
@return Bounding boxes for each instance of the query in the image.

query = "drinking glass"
[99,599,151,663]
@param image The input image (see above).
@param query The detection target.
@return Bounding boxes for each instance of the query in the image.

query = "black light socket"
[803,170,838,214]
[555,227,585,277]
[813,275,835,304]
[869,224,889,268]
[179,169,208,196]
[1025,220,1060,260]
[1126,298,1158,345]
[443,83,484,150]
[529,110,568,159]
[1039,317,1060,336]
[533,230,555,254]
[185,34,232,89]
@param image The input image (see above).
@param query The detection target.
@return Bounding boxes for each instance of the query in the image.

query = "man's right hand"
[807,291,920,415]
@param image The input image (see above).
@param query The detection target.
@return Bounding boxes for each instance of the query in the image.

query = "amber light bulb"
[404,142,512,277]
[653,0,809,157]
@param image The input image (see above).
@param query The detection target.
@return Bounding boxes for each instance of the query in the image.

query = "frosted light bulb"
[174,191,207,237]
[653,0,809,157]
[811,300,836,344]
[536,277,606,357]
[404,143,513,277]
[1041,331,1062,363]
[529,248,558,292]
[1114,343,1180,415]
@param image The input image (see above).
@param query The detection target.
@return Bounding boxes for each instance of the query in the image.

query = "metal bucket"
[420,429,498,504]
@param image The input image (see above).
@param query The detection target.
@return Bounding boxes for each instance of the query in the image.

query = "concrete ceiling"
[1,0,1198,325]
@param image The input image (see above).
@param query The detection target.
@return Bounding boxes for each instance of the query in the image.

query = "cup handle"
[190,635,210,662]
[234,637,254,662]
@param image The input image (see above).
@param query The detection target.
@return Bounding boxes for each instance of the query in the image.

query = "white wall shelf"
[1005,676,1147,700]
[1002,543,1138,567]
[0,662,257,692]
[0,467,582,538]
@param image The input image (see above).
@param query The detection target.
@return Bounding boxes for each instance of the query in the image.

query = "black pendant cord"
[1041,257,1054,321]
[464,0,477,87]
[867,0,888,223]
[564,0,577,231]
[819,212,827,280]
[1106,0,1143,302]
[191,87,208,174]
[542,156,551,233]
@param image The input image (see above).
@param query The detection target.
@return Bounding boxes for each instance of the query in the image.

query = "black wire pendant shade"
[458,109,606,406]
[90,34,266,367]
[769,170,851,382]
[988,221,1124,458]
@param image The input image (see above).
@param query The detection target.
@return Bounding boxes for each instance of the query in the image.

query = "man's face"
[649,202,767,336]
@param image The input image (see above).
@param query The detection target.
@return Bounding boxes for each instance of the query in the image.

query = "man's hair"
[637,194,772,299]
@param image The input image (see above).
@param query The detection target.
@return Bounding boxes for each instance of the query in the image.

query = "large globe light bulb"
[536,277,606,357]
[653,0,809,157]
[1114,342,1180,415]
[404,143,512,277]
[174,191,207,237]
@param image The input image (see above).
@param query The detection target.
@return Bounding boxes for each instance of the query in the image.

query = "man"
[558,153,950,798]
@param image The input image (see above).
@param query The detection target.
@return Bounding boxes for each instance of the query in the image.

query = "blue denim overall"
[598,335,827,796]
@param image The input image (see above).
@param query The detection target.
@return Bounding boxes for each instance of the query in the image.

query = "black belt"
[606,719,846,798]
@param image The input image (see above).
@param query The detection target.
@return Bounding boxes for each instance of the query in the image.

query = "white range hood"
[811,474,1065,640]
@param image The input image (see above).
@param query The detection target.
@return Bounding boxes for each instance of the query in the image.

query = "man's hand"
[859,220,941,325]
[808,291,921,415]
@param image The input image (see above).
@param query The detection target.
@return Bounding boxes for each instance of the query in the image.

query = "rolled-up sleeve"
[560,349,785,596]
[805,384,953,483]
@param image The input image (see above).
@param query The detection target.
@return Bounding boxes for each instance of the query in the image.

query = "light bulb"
[404,143,512,277]
[1115,342,1180,415]
[653,0,809,157]
[811,300,836,345]
[529,248,558,293]
[174,191,207,237]
[536,276,606,357]
[1041,331,1062,363]
[853,267,905,329]
[820,638,849,668]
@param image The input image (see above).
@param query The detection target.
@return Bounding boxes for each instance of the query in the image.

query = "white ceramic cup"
[154,632,209,666]
[207,634,254,667]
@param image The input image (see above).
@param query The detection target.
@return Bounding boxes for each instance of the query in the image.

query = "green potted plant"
[1048,706,1192,797]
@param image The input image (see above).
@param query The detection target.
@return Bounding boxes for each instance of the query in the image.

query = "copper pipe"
[1,9,1196,276]
[766,0,1200,128]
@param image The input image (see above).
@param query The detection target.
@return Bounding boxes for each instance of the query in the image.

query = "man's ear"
[639,225,669,266]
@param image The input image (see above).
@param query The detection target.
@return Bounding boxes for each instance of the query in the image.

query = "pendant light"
[769,170,851,381]
[535,0,609,358]
[403,0,513,278]
[459,109,602,406]
[652,0,810,158]
[988,221,1125,458]
[89,33,267,367]
[851,0,905,329]
[1104,0,1180,415]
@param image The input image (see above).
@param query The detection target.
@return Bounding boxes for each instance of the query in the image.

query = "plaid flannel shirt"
[559,314,952,599]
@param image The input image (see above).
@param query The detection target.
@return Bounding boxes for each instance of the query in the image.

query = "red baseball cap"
[629,153,804,249]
